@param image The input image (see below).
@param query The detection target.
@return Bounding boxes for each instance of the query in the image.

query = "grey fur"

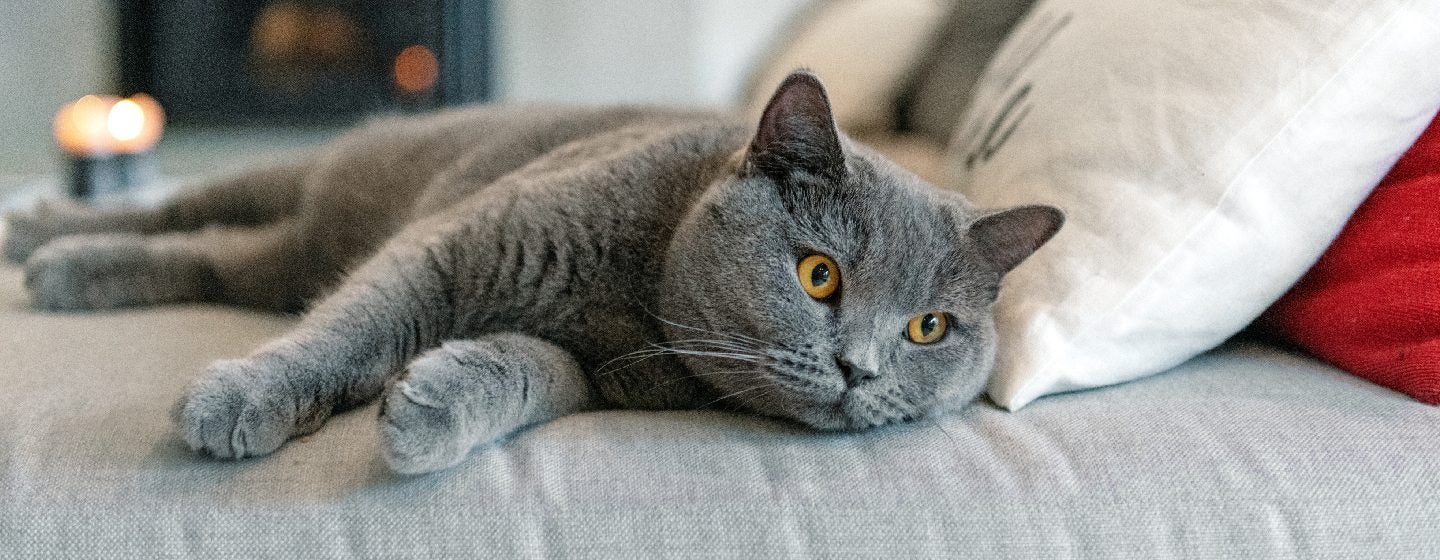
[4,72,1061,473]
[380,334,598,474]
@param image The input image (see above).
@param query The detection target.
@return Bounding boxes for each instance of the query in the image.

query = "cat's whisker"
[650,336,752,345]
[593,347,679,378]
[646,339,756,353]
[640,339,767,364]
[653,335,754,348]
[645,312,769,347]
[654,347,763,363]
[594,343,766,380]
[698,379,782,409]
[595,335,763,379]
[643,368,758,394]
[594,348,664,371]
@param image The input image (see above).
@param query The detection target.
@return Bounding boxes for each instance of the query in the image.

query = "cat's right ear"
[745,70,845,181]
[968,205,1065,274]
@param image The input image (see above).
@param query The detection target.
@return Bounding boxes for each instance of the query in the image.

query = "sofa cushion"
[2,262,1439,556]
[1261,110,1440,405]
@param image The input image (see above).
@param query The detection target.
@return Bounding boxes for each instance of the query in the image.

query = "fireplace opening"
[116,0,493,126]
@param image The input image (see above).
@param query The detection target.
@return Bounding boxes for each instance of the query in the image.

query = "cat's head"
[659,71,1062,430]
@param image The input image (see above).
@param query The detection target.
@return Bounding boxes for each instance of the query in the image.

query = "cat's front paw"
[177,359,321,459]
[379,343,509,475]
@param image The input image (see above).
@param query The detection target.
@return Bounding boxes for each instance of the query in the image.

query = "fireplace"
[116,0,494,125]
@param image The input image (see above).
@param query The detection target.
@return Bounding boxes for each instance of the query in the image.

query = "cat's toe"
[23,234,203,311]
[178,359,307,459]
[380,346,505,474]
[4,208,51,264]
[379,376,473,475]
[24,235,144,310]
[3,200,82,263]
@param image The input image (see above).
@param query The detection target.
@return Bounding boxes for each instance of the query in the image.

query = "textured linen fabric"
[1262,111,1440,405]
[2,263,1440,557]
[951,0,1440,409]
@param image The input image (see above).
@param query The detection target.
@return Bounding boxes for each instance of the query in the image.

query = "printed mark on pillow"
[958,9,1072,171]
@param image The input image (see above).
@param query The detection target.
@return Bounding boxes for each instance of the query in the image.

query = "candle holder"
[53,94,166,199]
[65,152,157,199]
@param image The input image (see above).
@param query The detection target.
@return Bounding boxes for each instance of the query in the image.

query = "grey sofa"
[3,260,1439,557]
[6,2,1440,556]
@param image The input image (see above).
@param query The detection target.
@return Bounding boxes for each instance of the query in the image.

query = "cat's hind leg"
[379,334,600,474]
[5,200,164,263]
[23,219,308,312]
[3,160,308,263]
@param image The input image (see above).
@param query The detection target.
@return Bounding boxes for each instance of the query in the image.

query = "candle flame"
[108,100,146,142]
[54,93,166,156]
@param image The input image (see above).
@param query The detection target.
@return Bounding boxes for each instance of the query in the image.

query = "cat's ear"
[968,205,1065,274]
[746,70,845,181]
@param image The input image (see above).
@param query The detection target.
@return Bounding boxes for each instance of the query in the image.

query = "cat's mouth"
[744,357,922,431]
[774,381,920,431]
[834,389,920,430]
[654,328,924,431]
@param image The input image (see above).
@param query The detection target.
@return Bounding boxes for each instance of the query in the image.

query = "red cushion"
[1260,110,1440,404]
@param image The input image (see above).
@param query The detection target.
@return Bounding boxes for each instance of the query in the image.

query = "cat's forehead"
[787,156,959,249]
[781,159,996,310]
[845,221,994,312]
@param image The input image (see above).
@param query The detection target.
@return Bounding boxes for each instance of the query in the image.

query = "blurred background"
[0,0,810,195]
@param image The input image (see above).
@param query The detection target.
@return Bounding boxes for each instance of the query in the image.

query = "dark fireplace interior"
[116,0,493,126]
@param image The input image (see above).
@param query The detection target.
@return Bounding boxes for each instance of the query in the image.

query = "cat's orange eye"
[796,254,840,300]
[906,312,948,344]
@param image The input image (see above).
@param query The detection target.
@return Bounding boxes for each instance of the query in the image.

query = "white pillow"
[746,0,953,134]
[949,0,1440,410]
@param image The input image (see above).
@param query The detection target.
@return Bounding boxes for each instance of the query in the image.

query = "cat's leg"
[23,218,307,312]
[3,160,308,263]
[5,200,165,263]
[379,334,599,474]
[177,225,468,459]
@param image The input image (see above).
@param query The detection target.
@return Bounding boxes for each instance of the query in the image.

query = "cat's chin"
[780,391,920,432]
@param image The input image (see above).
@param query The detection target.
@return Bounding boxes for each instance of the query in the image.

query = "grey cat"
[3,72,1061,474]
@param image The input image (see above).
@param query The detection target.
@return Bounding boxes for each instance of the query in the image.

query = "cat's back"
[299,104,728,270]
[307,104,713,216]
[405,106,741,215]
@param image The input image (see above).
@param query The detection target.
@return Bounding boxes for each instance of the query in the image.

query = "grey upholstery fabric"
[2,261,1438,558]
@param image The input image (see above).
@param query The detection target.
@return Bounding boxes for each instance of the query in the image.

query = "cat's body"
[4,73,1062,474]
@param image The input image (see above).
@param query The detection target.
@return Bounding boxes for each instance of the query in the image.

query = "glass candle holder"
[53,94,166,198]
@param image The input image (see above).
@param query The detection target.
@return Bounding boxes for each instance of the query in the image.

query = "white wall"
[0,0,807,176]
[493,0,811,106]
[0,0,114,175]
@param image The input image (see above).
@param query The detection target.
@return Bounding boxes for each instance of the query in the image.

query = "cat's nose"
[835,354,879,388]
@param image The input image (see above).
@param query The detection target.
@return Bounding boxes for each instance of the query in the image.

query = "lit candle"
[53,93,166,198]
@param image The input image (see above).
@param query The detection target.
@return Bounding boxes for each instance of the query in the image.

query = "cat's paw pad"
[3,200,87,263]
[23,234,154,310]
[177,359,315,459]
[379,345,506,474]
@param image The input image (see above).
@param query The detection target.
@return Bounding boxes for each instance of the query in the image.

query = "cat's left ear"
[968,205,1065,274]
[746,70,845,181]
